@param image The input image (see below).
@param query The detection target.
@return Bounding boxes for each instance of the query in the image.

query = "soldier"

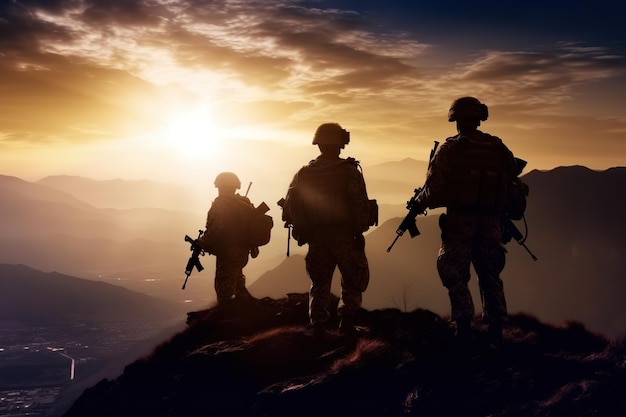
[198,172,255,304]
[413,97,519,350]
[282,123,374,335]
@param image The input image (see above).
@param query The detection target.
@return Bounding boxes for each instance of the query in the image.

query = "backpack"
[505,177,529,220]
[246,202,274,247]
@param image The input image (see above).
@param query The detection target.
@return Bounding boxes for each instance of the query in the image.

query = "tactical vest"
[294,158,353,226]
[445,134,514,210]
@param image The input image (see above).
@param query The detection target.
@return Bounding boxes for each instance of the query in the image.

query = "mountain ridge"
[60,295,626,417]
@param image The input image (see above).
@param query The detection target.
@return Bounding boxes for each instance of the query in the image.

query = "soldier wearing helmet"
[413,97,519,351]
[281,122,374,335]
[198,171,256,303]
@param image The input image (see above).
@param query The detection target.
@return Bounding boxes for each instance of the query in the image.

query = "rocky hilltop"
[62,295,626,417]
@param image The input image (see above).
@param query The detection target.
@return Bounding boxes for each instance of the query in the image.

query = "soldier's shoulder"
[209,196,229,211]
[300,158,318,169]
[439,135,463,151]
[237,194,252,205]
[344,156,361,169]
[442,134,463,145]
[481,131,504,144]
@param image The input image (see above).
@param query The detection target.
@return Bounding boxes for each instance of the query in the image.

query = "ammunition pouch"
[368,199,379,227]
[505,178,529,220]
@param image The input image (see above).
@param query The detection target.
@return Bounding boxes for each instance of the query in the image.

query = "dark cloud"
[0,1,76,55]
[81,0,166,26]
[449,47,626,108]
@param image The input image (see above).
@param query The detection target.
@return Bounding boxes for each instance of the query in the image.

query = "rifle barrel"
[182,273,190,290]
[386,234,401,252]
[520,242,538,261]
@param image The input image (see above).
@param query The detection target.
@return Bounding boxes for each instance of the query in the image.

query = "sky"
[1,0,625,192]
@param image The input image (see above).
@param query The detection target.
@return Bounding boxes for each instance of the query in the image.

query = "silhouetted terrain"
[0,264,186,324]
[62,295,626,417]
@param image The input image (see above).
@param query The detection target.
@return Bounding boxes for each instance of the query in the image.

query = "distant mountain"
[60,296,626,417]
[0,175,198,241]
[249,254,310,298]
[0,264,186,324]
[37,175,205,211]
[0,175,209,304]
[363,158,428,204]
[0,175,95,210]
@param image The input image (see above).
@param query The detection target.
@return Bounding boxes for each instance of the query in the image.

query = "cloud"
[455,46,624,104]
[0,0,624,172]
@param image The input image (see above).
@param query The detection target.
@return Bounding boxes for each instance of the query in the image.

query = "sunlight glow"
[159,105,224,159]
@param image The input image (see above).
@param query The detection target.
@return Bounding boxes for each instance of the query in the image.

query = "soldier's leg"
[437,242,475,322]
[305,240,336,326]
[438,237,475,351]
[437,213,475,322]
[473,240,507,323]
[335,235,370,323]
[234,251,251,298]
[215,254,237,303]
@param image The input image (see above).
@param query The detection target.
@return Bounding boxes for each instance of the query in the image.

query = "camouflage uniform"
[285,154,371,326]
[416,130,517,324]
[199,194,253,302]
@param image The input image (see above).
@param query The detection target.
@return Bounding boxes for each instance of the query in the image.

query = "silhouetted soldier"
[412,97,518,350]
[281,123,374,334]
[198,172,255,304]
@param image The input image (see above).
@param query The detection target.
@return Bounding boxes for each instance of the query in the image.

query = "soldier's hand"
[250,247,260,258]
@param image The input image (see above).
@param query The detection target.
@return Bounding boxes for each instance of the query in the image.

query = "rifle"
[276,198,291,257]
[182,230,205,290]
[387,140,439,252]
[501,216,538,261]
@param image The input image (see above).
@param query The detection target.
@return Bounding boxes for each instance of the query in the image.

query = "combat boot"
[455,318,475,354]
[339,315,357,336]
[235,285,253,300]
[309,321,328,337]
[235,275,253,300]
[487,320,503,347]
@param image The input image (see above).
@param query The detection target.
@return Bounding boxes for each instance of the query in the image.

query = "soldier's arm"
[416,141,451,210]
[347,167,371,233]
[281,172,300,223]
[199,201,226,249]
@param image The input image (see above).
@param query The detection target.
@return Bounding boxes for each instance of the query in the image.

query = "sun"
[158,105,224,159]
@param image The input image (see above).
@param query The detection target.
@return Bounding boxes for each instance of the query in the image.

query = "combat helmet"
[448,97,489,122]
[214,172,241,189]
[312,123,350,147]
